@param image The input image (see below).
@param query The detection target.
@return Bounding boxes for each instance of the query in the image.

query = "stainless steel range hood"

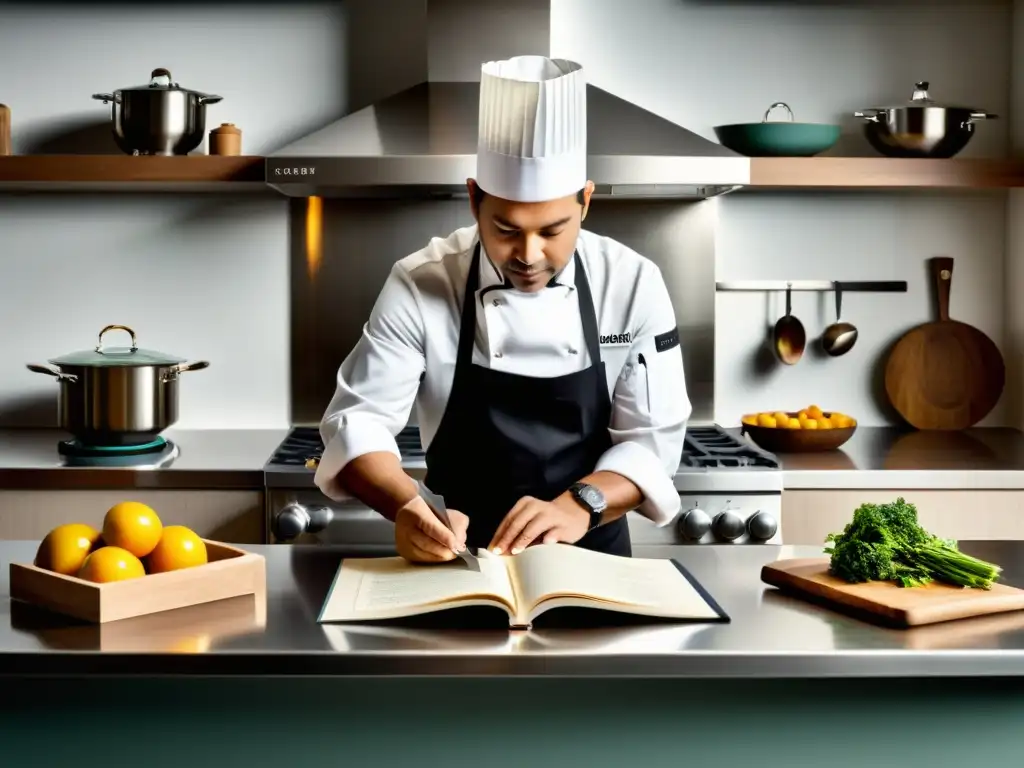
[266,0,749,199]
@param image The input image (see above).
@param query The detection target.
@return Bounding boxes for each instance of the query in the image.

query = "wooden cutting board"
[884,256,1005,430]
[761,557,1024,628]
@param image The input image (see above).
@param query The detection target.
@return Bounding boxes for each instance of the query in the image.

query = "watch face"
[579,484,605,510]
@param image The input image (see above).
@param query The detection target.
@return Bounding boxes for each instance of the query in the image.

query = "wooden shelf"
[746,157,1024,190]
[0,155,267,192]
[2,155,1022,194]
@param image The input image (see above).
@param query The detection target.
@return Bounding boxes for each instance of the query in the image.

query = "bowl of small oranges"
[740,404,857,453]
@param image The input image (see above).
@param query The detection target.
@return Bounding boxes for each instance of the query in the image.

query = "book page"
[509,543,721,620]
[319,551,516,622]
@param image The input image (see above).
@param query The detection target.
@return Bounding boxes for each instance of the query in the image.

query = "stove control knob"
[677,507,712,541]
[747,511,778,541]
[712,510,745,542]
[273,504,333,542]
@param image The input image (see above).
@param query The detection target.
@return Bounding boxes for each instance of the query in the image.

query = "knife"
[418,481,480,572]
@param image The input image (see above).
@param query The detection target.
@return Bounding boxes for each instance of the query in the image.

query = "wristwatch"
[569,482,607,530]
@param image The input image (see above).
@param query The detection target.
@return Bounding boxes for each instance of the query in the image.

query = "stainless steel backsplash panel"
[289,197,716,426]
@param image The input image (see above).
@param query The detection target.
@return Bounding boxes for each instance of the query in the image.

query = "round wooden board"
[884,318,1005,430]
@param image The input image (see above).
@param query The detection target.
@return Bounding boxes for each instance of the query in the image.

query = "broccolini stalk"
[824,498,1002,589]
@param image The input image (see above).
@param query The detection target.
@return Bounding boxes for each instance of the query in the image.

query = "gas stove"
[264,424,779,491]
[263,423,784,549]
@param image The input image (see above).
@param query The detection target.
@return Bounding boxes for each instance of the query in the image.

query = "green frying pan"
[714,102,841,157]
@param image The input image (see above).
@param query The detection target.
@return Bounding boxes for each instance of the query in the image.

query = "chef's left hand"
[488,496,588,555]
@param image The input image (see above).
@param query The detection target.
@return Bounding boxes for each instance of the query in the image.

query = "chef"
[315,55,691,562]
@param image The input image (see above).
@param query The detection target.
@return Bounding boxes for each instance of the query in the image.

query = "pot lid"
[115,68,214,98]
[49,325,186,367]
[873,81,977,111]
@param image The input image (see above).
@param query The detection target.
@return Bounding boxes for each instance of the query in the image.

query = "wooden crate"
[9,540,266,624]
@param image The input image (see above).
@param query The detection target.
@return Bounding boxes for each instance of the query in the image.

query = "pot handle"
[92,93,120,104]
[26,363,78,383]
[198,94,223,106]
[161,360,210,382]
[969,111,998,121]
[852,110,881,123]
[96,324,138,353]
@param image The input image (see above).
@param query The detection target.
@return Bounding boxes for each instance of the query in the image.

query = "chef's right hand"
[394,496,469,563]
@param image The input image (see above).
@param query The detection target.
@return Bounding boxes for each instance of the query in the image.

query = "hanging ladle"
[821,281,858,357]
[773,283,805,365]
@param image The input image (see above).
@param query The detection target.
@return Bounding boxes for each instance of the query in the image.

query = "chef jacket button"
[568,347,578,355]
[492,298,502,307]
[494,351,504,358]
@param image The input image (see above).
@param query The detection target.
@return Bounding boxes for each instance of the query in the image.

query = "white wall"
[0,0,1017,430]
[553,0,1014,427]
[0,2,348,428]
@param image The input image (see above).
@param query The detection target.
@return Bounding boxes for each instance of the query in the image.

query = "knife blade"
[417,480,480,571]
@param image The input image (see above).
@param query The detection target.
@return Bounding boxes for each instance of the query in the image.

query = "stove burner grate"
[680,426,779,470]
[268,426,424,466]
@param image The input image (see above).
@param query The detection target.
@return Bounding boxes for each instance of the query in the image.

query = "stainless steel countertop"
[4,426,1024,493]
[5,539,1024,677]
[775,427,1024,490]
[0,428,289,490]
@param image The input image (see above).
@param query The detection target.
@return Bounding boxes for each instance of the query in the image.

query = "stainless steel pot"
[27,325,209,446]
[92,68,223,156]
[853,81,997,158]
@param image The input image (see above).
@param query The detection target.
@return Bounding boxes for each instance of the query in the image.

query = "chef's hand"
[488,496,588,555]
[394,496,469,563]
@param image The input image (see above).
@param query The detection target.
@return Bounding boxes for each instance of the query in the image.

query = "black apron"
[423,243,631,557]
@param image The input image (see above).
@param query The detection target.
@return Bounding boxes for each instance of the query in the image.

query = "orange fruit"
[34,523,102,575]
[807,405,824,419]
[146,526,208,574]
[102,501,163,558]
[77,546,146,583]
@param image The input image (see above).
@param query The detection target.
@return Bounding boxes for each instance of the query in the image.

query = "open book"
[318,543,729,629]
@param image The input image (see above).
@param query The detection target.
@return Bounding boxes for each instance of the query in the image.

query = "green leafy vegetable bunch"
[824,497,1001,589]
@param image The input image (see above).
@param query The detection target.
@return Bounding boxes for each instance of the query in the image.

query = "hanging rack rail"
[715,280,907,293]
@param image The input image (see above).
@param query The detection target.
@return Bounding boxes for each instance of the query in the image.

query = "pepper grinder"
[0,104,11,156]
[209,123,241,156]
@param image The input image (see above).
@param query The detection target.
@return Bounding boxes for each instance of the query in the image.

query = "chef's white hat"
[475,55,587,203]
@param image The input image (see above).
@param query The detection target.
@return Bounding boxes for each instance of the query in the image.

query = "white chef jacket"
[315,224,692,526]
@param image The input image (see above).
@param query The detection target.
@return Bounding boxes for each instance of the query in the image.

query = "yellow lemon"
[34,523,102,576]
[102,501,163,559]
[146,526,208,574]
[786,417,802,429]
[756,414,777,428]
[77,546,146,583]
[807,405,824,419]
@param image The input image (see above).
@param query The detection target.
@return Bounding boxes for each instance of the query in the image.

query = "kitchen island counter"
[772,426,1024,490]
[5,539,1024,678]
[0,428,290,490]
